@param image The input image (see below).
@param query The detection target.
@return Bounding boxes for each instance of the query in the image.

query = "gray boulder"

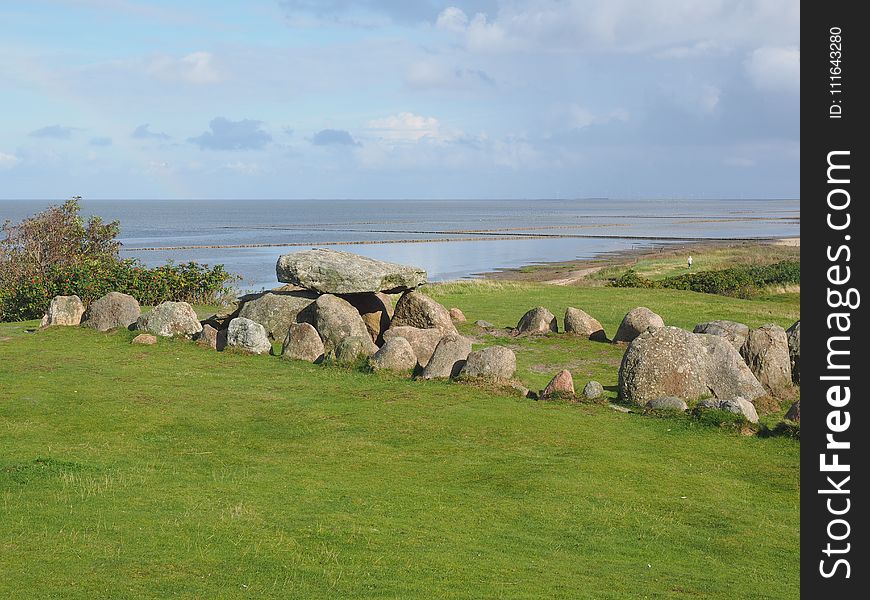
[583,380,604,400]
[516,307,557,335]
[313,294,376,354]
[40,295,85,327]
[276,248,426,294]
[281,322,324,362]
[645,397,688,411]
[461,346,517,379]
[693,320,750,352]
[137,301,202,338]
[238,290,318,341]
[81,292,141,331]
[786,320,800,384]
[564,307,606,341]
[390,291,456,333]
[340,292,393,345]
[742,324,792,394]
[327,335,378,365]
[613,307,664,343]
[540,370,575,400]
[227,317,272,354]
[368,337,418,372]
[718,397,760,423]
[382,326,443,367]
[618,326,764,406]
[420,333,472,379]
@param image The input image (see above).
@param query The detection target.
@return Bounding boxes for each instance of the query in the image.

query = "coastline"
[479,236,801,285]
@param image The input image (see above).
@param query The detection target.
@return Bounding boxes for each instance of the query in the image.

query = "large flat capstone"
[276,248,427,294]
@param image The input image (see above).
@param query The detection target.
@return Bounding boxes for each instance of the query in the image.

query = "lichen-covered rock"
[327,335,378,365]
[81,292,141,331]
[227,317,272,355]
[613,307,664,343]
[583,380,604,400]
[40,295,85,327]
[276,248,426,294]
[420,333,472,379]
[786,320,800,384]
[564,307,606,341]
[516,307,557,335]
[460,346,517,380]
[645,397,688,411]
[281,322,324,362]
[693,320,750,352]
[449,307,466,322]
[475,320,494,329]
[618,326,764,406]
[741,324,792,394]
[238,290,318,341]
[540,370,575,400]
[368,337,418,372]
[137,301,202,338]
[313,294,374,354]
[340,292,393,345]
[196,324,227,350]
[382,326,443,367]
[390,291,456,333]
[131,334,157,345]
[718,397,760,423]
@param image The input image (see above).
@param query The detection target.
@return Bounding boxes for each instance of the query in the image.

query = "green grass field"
[0,282,799,599]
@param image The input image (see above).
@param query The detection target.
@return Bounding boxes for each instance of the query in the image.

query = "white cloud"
[435,6,468,32]
[146,51,222,84]
[404,60,494,90]
[366,112,459,142]
[565,104,630,129]
[0,152,20,169]
[745,46,799,93]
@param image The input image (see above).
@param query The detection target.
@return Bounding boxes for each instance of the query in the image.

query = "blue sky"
[0,0,799,200]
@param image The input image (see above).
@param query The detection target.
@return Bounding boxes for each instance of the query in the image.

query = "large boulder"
[390,291,456,333]
[382,326,443,367]
[613,307,664,343]
[564,307,606,341]
[368,337,418,372]
[40,295,85,327]
[281,322,324,362]
[276,248,426,294]
[237,290,318,341]
[420,334,472,379]
[460,346,517,380]
[340,292,393,345]
[327,335,378,365]
[693,320,750,352]
[516,307,558,335]
[618,326,764,406]
[786,320,800,384]
[313,294,375,354]
[540,370,575,400]
[698,334,766,402]
[741,324,792,394]
[227,317,272,354]
[81,292,140,331]
[137,301,202,338]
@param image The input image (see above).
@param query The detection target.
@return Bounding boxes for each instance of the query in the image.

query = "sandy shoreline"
[481,236,800,285]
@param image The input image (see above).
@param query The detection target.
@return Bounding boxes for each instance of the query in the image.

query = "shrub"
[1,198,237,322]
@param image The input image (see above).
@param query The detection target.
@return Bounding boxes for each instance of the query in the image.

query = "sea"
[0,198,800,291]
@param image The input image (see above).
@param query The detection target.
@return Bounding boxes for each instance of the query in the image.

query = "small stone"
[784,400,800,422]
[717,397,760,423]
[449,307,466,322]
[131,334,157,345]
[475,320,494,329]
[196,324,227,350]
[645,397,688,411]
[583,380,604,400]
[540,370,575,400]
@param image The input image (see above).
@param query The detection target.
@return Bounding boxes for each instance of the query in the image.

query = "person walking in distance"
[687,255,693,269]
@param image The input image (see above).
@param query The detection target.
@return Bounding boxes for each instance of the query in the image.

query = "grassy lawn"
[0,283,799,599]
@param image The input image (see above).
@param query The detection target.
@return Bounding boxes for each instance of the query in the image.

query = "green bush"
[1,198,237,322]
[608,261,800,298]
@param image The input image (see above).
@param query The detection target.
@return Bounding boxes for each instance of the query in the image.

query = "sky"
[0,0,799,200]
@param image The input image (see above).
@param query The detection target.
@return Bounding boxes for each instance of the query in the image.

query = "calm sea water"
[0,198,799,291]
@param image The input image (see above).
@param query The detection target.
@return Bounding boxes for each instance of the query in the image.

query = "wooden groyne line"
[121,234,778,253]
